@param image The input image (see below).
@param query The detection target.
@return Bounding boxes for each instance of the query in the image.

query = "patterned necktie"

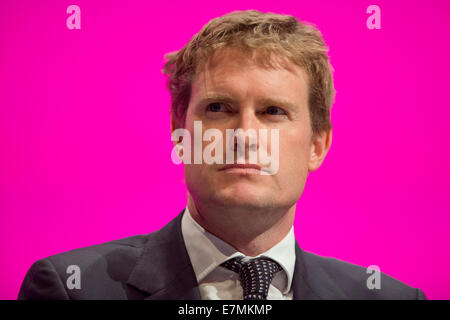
[220,257,283,300]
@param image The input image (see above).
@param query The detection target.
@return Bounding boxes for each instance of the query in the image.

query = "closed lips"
[219,164,262,170]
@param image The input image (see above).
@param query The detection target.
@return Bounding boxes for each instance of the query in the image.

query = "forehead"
[191,47,309,103]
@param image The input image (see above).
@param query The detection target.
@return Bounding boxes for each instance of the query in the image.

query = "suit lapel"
[126,209,201,300]
[126,208,347,300]
[292,242,348,300]
[291,242,321,299]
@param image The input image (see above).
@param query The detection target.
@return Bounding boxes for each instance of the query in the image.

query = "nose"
[231,107,261,160]
[235,107,259,132]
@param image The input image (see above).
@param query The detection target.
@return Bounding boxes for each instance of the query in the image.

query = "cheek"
[278,129,311,173]
[183,163,209,192]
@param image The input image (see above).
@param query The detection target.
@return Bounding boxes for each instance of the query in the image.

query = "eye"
[265,106,287,116]
[206,102,228,113]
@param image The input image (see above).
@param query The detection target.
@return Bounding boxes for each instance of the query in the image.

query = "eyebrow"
[199,93,236,105]
[198,93,299,111]
[257,97,299,111]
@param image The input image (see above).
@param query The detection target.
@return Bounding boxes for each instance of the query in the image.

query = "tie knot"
[220,257,283,300]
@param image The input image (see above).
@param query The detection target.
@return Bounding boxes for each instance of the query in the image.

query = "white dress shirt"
[181,206,296,300]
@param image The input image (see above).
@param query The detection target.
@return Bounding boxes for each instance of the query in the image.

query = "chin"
[212,187,270,209]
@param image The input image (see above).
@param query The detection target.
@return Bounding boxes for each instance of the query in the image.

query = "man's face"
[180,48,325,212]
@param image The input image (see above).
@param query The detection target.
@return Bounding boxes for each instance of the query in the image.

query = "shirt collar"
[181,206,296,294]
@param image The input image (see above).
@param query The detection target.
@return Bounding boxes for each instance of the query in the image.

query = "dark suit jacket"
[18,209,426,300]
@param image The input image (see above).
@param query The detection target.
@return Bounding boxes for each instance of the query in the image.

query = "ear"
[308,129,332,172]
[170,116,176,135]
[171,117,181,145]
[171,116,187,157]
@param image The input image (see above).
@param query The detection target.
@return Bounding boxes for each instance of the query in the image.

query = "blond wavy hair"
[162,10,335,137]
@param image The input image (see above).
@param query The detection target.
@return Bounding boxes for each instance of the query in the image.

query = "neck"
[187,193,296,257]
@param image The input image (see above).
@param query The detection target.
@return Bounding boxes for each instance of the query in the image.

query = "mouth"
[218,164,262,175]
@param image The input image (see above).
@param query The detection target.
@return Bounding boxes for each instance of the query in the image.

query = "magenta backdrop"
[1,0,449,300]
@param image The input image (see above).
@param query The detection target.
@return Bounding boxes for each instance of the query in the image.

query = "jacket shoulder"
[18,233,151,300]
[301,250,425,300]
[46,234,149,268]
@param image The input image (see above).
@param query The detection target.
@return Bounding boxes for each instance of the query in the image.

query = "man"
[18,10,426,300]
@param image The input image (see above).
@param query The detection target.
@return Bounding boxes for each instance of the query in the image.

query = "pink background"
[1,0,449,300]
